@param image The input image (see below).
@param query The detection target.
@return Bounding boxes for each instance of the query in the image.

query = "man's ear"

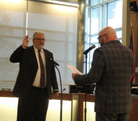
[104,33,109,43]
[106,33,109,38]
[105,33,109,40]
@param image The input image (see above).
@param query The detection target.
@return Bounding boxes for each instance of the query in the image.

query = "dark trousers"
[17,87,49,121]
[96,112,130,121]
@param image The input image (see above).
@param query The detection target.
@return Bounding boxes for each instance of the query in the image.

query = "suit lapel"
[29,46,38,69]
[43,50,50,84]
[43,49,50,70]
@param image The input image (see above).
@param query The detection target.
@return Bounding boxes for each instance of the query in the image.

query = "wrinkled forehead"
[33,31,45,39]
[35,33,45,38]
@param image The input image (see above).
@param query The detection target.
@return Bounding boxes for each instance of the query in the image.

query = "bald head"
[99,26,118,45]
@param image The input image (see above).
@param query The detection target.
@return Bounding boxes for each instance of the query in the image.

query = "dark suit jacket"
[75,40,134,114]
[10,45,58,99]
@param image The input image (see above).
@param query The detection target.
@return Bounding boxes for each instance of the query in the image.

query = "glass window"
[92,0,99,6]
[91,35,98,43]
[84,0,123,73]
[116,30,122,39]
[99,5,104,31]
[91,7,99,34]
[107,0,122,29]
[85,7,90,34]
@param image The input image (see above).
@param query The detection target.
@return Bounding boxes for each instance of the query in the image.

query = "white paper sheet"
[67,65,83,75]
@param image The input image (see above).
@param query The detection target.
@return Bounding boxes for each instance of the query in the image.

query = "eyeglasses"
[35,38,46,41]
[97,33,108,41]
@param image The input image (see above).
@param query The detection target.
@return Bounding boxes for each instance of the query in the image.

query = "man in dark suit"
[10,31,59,121]
[72,26,134,121]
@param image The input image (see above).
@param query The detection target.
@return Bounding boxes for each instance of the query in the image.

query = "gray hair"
[33,31,45,39]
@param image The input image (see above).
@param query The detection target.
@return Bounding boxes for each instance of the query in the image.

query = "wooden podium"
[0,91,138,121]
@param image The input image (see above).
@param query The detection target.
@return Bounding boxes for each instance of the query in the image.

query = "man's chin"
[38,45,44,49]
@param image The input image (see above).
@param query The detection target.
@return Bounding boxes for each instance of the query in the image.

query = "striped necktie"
[38,50,45,89]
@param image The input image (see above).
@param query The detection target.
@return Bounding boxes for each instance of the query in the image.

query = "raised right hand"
[22,35,29,48]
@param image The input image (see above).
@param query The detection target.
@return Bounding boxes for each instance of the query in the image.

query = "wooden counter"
[0,91,138,121]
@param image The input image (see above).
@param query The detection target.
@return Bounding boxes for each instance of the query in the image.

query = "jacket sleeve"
[10,45,25,63]
[74,49,105,86]
[50,53,59,92]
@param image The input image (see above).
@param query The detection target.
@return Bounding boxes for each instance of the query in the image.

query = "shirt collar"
[33,45,43,53]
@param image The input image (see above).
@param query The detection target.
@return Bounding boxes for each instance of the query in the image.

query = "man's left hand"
[55,92,59,96]
[72,73,78,81]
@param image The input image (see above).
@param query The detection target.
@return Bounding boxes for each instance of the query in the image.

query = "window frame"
[84,0,123,73]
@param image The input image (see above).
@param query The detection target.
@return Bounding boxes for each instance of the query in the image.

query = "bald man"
[72,26,134,121]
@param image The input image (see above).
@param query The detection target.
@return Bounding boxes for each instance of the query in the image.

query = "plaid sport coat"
[75,40,134,113]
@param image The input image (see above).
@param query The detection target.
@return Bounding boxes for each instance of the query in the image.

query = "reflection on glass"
[92,0,99,6]
[91,7,99,34]
[107,0,122,29]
